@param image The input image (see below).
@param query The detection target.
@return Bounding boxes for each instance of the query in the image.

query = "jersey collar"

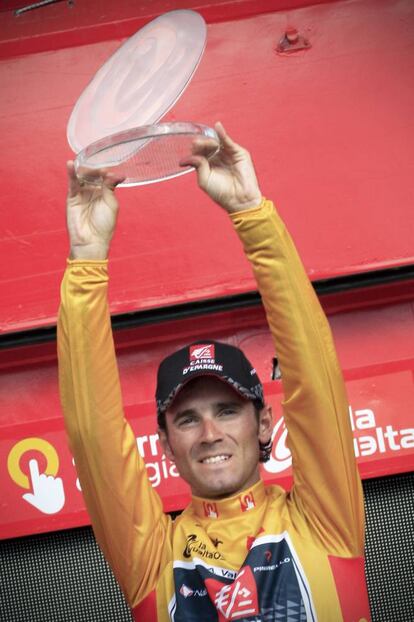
[191,480,266,520]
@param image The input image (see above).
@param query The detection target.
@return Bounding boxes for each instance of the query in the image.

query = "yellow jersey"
[58,200,370,621]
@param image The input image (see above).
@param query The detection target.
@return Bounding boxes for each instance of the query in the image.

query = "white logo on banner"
[136,433,180,488]
[263,416,292,474]
[350,406,414,457]
[7,438,65,514]
[22,459,65,514]
[262,406,414,476]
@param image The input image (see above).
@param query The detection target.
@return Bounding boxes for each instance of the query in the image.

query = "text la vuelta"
[350,407,414,457]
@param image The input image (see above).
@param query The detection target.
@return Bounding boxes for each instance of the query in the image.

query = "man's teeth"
[202,455,229,464]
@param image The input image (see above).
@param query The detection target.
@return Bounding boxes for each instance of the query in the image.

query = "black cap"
[156,340,264,425]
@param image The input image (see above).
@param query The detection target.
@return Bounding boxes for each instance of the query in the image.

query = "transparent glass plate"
[67,10,207,154]
[74,122,219,187]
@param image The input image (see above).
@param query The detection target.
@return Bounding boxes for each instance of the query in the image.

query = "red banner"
[2,368,413,540]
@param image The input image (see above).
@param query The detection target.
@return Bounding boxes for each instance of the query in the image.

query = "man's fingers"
[214,121,241,153]
[28,459,40,488]
[67,161,81,198]
[102,171,126,191]
[180,136,219,187]
[180,154,211,188]
[68,161,124,195]
[191,137,220,158]
[67,161,102,195]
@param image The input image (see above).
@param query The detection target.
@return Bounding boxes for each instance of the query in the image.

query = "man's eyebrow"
[215,401,243,410]
[172,401,243,423]
[172,408,198,423]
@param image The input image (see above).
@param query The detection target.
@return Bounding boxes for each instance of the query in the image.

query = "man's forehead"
[166,375,247,413]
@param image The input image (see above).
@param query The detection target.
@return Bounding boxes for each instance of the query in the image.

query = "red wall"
[1,0,414,333]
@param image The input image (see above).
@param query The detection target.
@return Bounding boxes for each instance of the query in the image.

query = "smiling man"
[157,355,272,500]
[58,123,371,621]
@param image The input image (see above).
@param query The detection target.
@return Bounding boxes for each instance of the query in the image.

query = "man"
[58,123,371,621]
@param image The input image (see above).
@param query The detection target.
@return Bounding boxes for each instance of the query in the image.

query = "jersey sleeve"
[230,200,365,556]
[57,260,171,607]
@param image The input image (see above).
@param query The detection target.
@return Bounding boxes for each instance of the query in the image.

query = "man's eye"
[178,416,196,427]
[219,409,237,417]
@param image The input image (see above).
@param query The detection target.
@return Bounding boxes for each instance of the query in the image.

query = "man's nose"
[200,417,223,443]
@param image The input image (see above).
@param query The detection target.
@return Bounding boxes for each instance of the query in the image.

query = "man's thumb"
[180,155,210,190]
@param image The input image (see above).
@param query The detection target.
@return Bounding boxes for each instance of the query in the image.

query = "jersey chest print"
[170,533,317,621]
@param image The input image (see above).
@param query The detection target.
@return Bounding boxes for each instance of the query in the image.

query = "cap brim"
[159,370,261,416]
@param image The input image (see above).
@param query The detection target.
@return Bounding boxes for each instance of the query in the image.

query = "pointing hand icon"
[22,459,65,514]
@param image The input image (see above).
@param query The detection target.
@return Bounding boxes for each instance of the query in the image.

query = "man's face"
[159,376,272,499]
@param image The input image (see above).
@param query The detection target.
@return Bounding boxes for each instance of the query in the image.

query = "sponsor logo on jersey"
[173,535,317,621]
[253,556,291,573]
[179,584,193,598]
[190,345,215,361]
[239,491,255,512]
[203,501,219,519]
[179,584,207,598]
[183,534,223,561]
[246,527,265,551]
[206,566,259,621]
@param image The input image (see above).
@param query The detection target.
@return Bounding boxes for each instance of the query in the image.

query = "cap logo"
[190,344,215,361]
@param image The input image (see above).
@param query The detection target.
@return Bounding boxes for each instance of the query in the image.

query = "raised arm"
[188,125,364,556]
[58,164,171,607]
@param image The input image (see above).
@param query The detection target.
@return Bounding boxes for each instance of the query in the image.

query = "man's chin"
[193,478,241,499]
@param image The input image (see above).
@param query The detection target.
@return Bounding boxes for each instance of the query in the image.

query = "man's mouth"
[199,455,231,465]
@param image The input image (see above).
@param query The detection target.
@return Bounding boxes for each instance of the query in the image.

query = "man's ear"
[158,427,175,463]
[258,404,273,444]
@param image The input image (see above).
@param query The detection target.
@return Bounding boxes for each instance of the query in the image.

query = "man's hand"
[66,162,125,260]
[181,122,262,214]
